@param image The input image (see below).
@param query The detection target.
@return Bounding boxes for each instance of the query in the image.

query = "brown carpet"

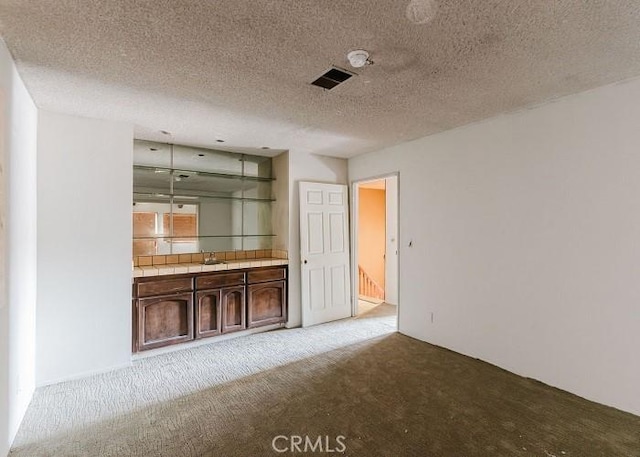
[10,305,640,456]
[182,335,640,457]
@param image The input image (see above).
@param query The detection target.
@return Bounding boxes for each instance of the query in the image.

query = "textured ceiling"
[2,0,640,158]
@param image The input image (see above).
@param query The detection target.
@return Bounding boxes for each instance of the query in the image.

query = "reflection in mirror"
[243,201,272,245]
[133,140,171,168]
[198,197,238,252]
[172,172,244,198]
[132,140,275,256]
[243,154,272,178]
[172,144,243,176]
[133,202,199,255]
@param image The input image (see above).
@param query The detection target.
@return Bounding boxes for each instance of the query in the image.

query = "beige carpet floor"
[357,298,386,315]
[10,304,640,456]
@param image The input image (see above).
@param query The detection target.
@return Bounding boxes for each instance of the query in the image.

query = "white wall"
[349,77,640,416]
[271,151,290,253]
[287,152,348,327]
[36,111,133,385]
[384,176,399,305]
[0,39,38,456]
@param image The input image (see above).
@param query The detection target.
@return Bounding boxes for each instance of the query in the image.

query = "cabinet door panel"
[221,286,246,333]
[248,280,287,328]
[138,293,193,351]
[132,299,138,353]
[195,290,222,338]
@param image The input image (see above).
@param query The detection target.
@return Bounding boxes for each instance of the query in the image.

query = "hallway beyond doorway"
[353,174,399,327]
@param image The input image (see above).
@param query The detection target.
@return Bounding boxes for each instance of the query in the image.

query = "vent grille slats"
[311,67,354,90]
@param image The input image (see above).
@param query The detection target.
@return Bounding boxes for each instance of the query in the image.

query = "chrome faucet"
[202,251,221,265]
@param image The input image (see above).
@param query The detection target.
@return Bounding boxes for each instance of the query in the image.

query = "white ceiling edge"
[361,73,640,160]
[20,64,640,162]
[19,64,379,159]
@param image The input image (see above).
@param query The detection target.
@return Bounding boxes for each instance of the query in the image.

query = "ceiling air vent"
[311,67,354,90]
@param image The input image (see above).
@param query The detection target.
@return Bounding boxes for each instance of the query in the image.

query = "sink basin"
[202,258,225,265]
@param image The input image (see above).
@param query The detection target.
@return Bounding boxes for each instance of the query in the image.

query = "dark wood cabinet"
[196,272,245,290]
[221,286,246,333]
[247,267,287,329]
[248,280,287,328]
[137,276,193,298]
[132,266,287,352]
[197,272,247,336]
[247,267,286,283]
[195,289,222,339]
[137,292,193,351]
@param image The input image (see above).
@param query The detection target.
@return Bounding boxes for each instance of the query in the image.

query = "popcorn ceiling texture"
[1,0,640,158]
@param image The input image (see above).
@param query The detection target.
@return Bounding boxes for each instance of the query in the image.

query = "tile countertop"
[133,258,289,278]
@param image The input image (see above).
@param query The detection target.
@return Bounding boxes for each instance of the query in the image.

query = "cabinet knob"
[303,260,308,264]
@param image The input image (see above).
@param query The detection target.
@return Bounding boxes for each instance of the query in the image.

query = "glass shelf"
[133,235,276,240]
[133,165,275,182]
[133,192,275,203]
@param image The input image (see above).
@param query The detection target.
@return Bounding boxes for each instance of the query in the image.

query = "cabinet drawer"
[137,277,193,298]
[196,272,245,289]
[248,267,286,284]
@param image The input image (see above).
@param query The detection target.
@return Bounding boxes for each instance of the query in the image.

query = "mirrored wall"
[133,140,274,256]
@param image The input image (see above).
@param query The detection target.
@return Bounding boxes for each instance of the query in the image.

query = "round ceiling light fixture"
[347,50,373,68]
[406,0,437,24]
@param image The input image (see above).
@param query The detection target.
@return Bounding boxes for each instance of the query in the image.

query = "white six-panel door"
[299,182,351,327]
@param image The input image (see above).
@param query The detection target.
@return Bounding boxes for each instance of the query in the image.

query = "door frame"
[350,172,400,325]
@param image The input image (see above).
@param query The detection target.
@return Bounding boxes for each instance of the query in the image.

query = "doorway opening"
[352,175,399,326]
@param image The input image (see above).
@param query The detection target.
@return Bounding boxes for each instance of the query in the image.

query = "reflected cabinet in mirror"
[133,140,275,256]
